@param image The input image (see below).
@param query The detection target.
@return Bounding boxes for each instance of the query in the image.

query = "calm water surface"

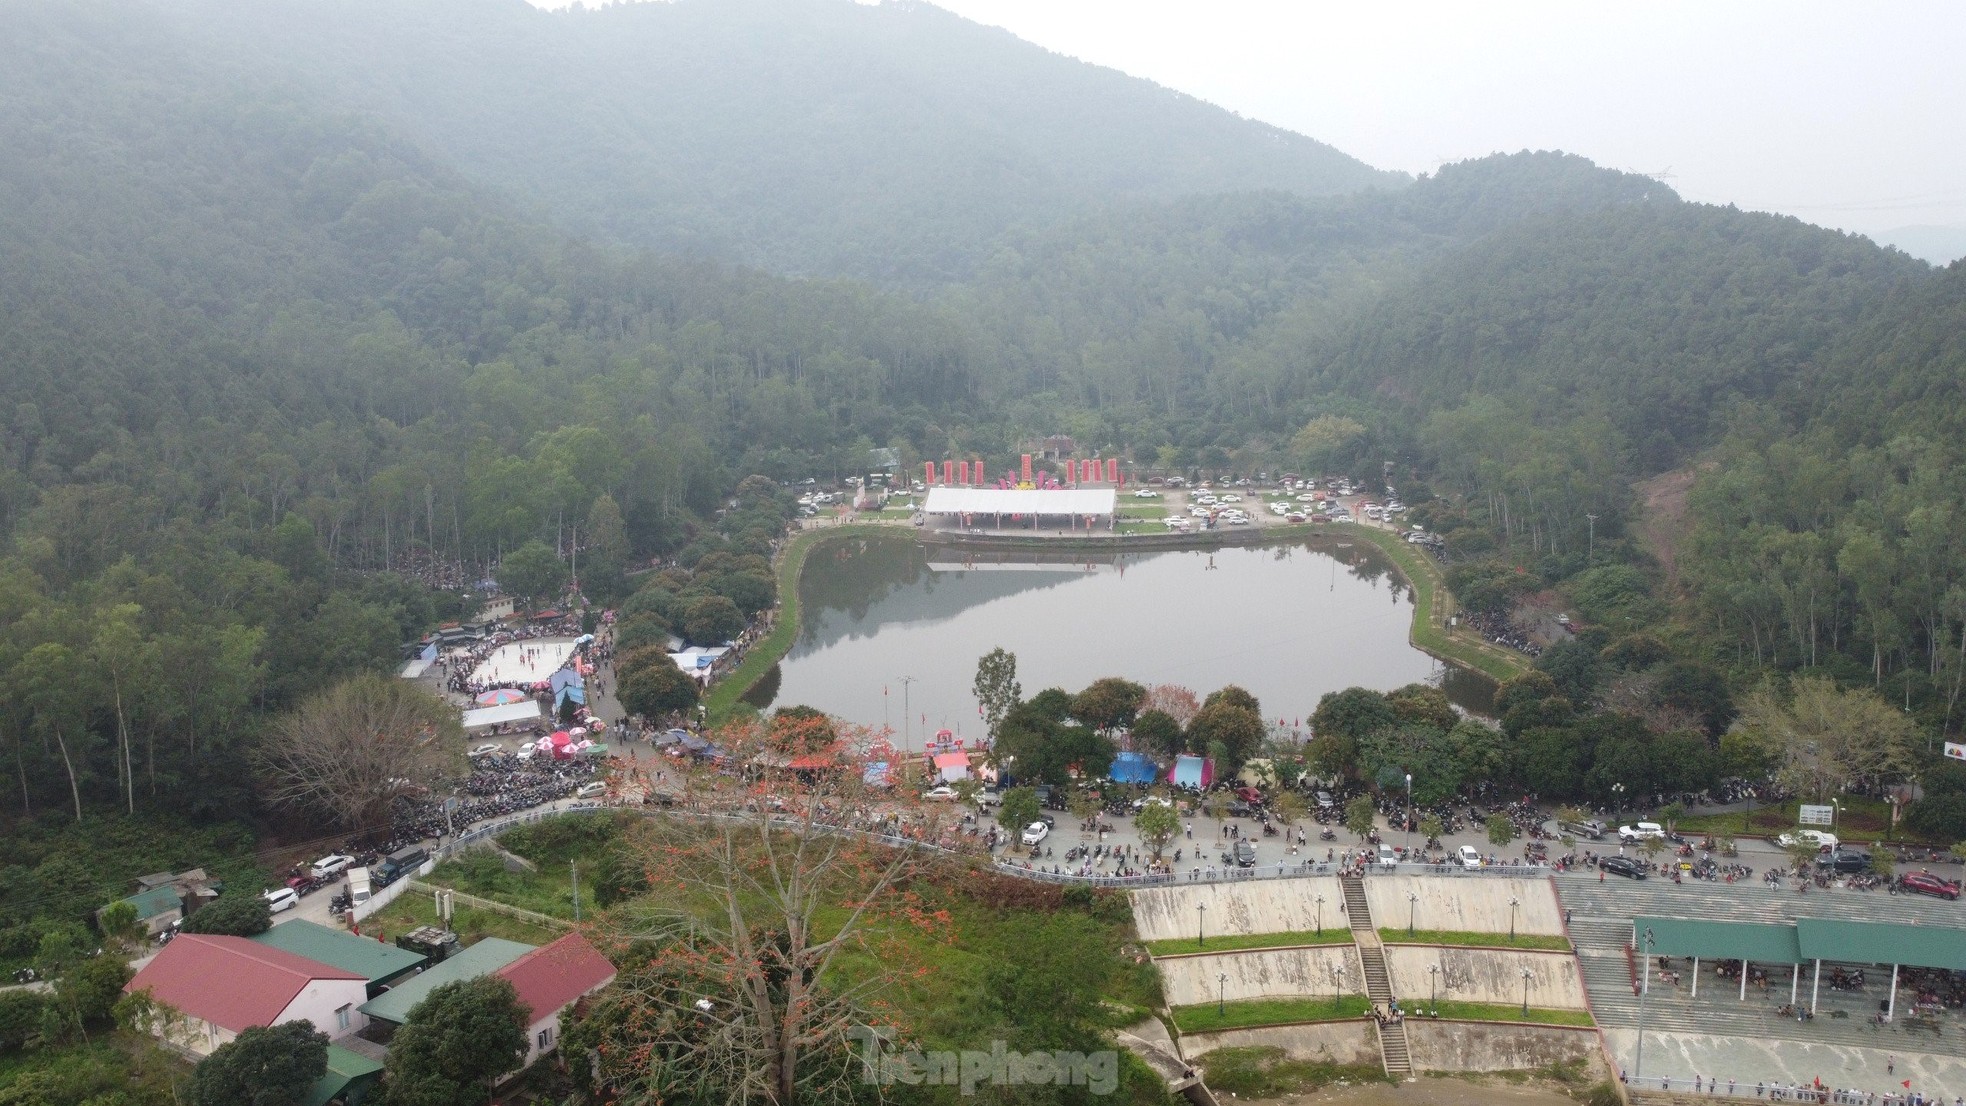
[752,535,1492,747]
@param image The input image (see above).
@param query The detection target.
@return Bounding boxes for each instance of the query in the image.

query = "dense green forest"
[2,0,1966,961]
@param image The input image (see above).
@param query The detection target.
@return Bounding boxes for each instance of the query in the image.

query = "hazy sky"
[534,1,1966,245]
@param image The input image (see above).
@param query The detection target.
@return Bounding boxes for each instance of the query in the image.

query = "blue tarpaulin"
[550,668,584,695]
[1109,751,1158,784]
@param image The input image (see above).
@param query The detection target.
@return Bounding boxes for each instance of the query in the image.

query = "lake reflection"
[756,535,1493,747]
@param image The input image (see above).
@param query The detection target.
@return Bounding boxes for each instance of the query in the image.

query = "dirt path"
[1632,466,1705,597]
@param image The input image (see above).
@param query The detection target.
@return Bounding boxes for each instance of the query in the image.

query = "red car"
[1898,871,1962,900]
[1234,786,1264,804]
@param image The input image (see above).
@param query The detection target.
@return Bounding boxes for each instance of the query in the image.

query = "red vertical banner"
[1021,454,1033,484]
[974,459,985,486]
[1106,457,1119,482]
[942,459,954,485]
[924,461,936,486]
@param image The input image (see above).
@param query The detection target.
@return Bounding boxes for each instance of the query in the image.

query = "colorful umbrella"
[475,688,528,705]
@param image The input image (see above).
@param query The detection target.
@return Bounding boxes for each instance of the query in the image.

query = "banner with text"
[1797,804,1835,826]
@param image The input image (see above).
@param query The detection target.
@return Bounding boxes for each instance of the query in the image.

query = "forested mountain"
[142,0,1402,283]
[4,0,1966,848]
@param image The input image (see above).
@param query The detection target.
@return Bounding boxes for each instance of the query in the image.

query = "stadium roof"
[921,487,1117,516]
[1795,918,1966,971]
[1633,917,1801,964]
[1632,915,1966,971]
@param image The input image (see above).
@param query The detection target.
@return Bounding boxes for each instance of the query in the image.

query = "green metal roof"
[122,885,182,921]
[1795,918,1966,972]
[357,937,534,1024]
[1633,916,1802,964]
[251,921,427,986]
[302,1045,383,1106]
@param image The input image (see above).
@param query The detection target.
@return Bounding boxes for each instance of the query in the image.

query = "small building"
[104,883,187,938]
[123,934,370,1058]
[356,937,536,1028]
[1037,435,1078,460]
[304,1045,384,1106]
[249,920,428,999]
[497,934,617,1067]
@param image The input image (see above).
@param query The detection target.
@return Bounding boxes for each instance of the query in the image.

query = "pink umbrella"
[475,689,528,706]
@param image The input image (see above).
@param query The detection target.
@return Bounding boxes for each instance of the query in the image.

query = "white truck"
[347,866,372,908]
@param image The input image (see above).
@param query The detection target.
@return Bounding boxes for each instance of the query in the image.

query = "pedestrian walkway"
[1343,872,1411,1077]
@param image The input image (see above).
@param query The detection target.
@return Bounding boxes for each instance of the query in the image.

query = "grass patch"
[1378,928,1571,951]
[1344,525,1527,682]
[369,884,570,945]
[1423,1001,1594,1027]
[1147,929,1354,956]
[1675,796,1940,843]
[1195,1046,1388,1097]
[702,525,897,722]
[1171,995,1371,1033]
[1118,505,1170,519]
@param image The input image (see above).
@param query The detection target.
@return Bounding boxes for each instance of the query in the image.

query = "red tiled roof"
[493,933,615,1025]
[124,933,364,1032]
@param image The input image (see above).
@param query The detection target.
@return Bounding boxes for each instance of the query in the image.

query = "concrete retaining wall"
[1382,946,1587,1009]
[1362,874,1562,936]
[1181,1021,1380,1068]
[1403,1021,1599,1072]
[1131,877,1345,942]
[1158,946,1363,1008]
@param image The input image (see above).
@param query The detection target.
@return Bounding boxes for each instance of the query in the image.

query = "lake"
[747,533,1493,747]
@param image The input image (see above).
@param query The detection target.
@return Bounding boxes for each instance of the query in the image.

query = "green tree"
[1134,802,1180,860]
[1186,701,1264,777]
[1071,677,1146,732]
[615,647,699,721]
[0,991,46,1052]
[1268,791,1306,826]
[973,648,1022,740]
[180,893,271,938]
[96,902,141,951]
[1130,709,1184,758]
[1291,414,1366,472]
[1484,813,1517,851]
[189,1022,329,1106]
[384,977,530,1106]
[997,786,1041,838]
[681,595,744,644]
[496,540,567,615]
[56,955,133,1029]
[1419,813,1445,845]
[1343,795,1376,842]
[1739,676,1918,800]
[1657,801,1687,835]
[1203,685,1262,717]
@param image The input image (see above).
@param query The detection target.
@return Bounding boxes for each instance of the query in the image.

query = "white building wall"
[275,978,371,1040]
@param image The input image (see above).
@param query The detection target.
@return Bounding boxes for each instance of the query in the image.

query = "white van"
[263,887,299,914]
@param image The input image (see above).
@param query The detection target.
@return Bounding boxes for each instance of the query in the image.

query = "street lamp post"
[1407,891,1418,937]
[1333,964,1347,1010]
[897,675,917,749]
[1634,927,1655,1081]
[1315,894,1325,937]
[1611,782,1625,817]
[1197,902,1206,949]
[1521,967,1533,1018]
[1428,964,1440,1015]
[1509,896,1519,943]
[1218,972,1228,1016]
[1404,773,1413,859]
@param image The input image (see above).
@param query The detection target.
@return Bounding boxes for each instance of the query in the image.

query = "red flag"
[1902,1081,1911,1089]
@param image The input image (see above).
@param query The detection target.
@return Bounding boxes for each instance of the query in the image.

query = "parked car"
[1377,843,1399,868]
[1133,489,1159,498]
[310,854,356,880]
[923,786,960,801]
[1776,830,1839,851]
[264,887,300,914]
[575,781,607,799]
[1558,818,1607,840]
[973,790,1001,807]
[469,743,502,758]
[1020,821,1050,846]
[1314,790,1336,810]
[1234,786,1263,803]
[1456,845,1482,869]
[1233,841,1257,868]
[1600,855,1648,880]
[1619,822,1666,843]
[1898,871,1962,900]
[1816,849,1871,874]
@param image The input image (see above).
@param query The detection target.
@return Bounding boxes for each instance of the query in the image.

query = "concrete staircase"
[1340,873,1410,1076]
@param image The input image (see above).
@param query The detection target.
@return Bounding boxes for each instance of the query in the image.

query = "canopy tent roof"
[921,488,1117,516]
[1796,918,1966,971]
[461,701,542,729]
[1633,916,1802,964]
[1631,915,1966,971]
[1109,751,1158,784]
